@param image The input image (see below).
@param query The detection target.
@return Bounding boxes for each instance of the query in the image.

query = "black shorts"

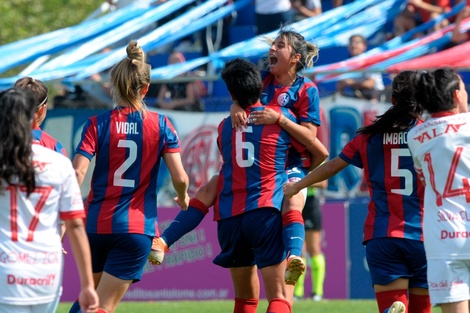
[302,194,322,231]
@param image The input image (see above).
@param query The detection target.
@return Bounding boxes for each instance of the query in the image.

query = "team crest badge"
[277,93,290,106]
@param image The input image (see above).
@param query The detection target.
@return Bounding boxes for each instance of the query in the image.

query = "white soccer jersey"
[408,112,470,260]
[0,144,84,305]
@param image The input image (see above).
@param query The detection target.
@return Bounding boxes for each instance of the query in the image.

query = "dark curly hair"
[0,88,37,195]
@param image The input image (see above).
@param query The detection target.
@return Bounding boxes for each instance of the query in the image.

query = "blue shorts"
[87,233,153,283]
[366,237,428,289]
[213,208,286,269]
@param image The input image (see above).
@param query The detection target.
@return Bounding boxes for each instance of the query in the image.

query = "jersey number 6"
[235,126,254,168]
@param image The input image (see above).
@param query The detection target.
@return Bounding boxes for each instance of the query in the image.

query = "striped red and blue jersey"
[339,129,424,243]
[214,104,299,221]
[75,107,180,236]
[260,70,321,169]
[33,127,67,156]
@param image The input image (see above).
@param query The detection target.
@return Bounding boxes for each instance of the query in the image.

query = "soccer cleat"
[383,301,406,313]
[148,237,168,265]
[311,293,323,302]
[284,255,306,285]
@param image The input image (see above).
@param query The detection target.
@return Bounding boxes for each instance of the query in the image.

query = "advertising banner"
[61,200,348,301]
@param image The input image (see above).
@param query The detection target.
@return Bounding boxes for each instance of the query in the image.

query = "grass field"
[57,299,442,312]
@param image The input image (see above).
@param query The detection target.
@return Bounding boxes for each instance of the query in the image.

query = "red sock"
[189,198,210,215]
[375,289,408,313]
[266,298,292,313]
[409,293,431,313]
[234,297,258,313]
[281,210,303,227]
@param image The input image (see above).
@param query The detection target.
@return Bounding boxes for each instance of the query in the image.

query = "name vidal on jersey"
[383,132,407,144]
[116,122,139,134]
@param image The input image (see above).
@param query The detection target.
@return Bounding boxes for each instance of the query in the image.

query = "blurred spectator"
[54,48,114,109]
[255,0,293,35]
[448,5,470,48]
[155,51,206,111]
[53,83,113,109]
[406,0,465,32]
[331,0,355,7]
[291,0,322,21]
[392,8,425,38]
[336,34,385,101]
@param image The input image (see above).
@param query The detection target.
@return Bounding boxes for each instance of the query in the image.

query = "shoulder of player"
[35,129,57,141]
[296,75,317,88]
[32,144,72,166]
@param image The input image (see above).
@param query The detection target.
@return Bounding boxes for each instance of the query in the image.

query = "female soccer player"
[408,68,469,313]
[14,77,69,249]
[229,26,323,287]
[70,41,189,313]
[214,57,298,313]
[284,71,432,313]
[152,28,326,292]
[0,88,99,313]
[14,77,67,155]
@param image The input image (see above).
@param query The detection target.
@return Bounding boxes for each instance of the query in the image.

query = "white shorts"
[427,259,470,306]
[287,178,307,207]
[0,300,58,313]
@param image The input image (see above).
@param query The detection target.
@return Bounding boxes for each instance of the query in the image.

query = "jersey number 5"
[7,185,52,242]
[391,148,413,196]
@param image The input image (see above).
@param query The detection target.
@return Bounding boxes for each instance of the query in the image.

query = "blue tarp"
[0,0,465,90]
[0,0,251,88]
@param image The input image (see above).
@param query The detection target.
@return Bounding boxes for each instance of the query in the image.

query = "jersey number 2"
[113,139,137,188]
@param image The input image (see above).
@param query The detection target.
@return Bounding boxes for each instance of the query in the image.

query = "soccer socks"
[282,211,305,257]
[161,199,208,247]
[408,293,431,313]
[311,254,326,297]
[234,297,258,313]
[375,289,408,313]
[69,302,107,313]
[293,257,307,298]
[266,298,292,313]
